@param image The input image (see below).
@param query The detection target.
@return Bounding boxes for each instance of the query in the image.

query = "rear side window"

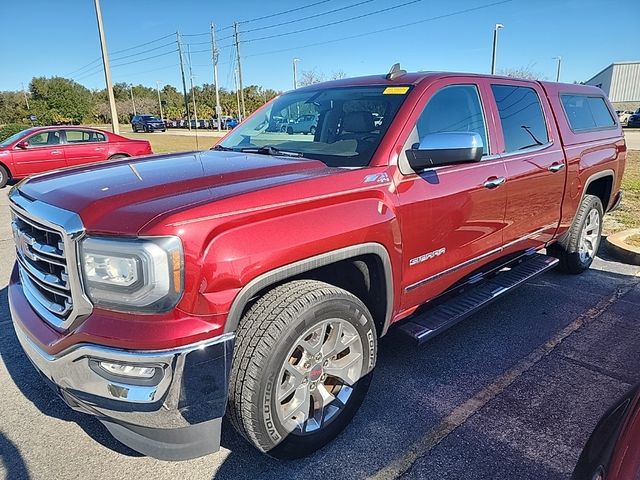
[65,130,106,143]
[560,94,616,131]
[491,85,549,152]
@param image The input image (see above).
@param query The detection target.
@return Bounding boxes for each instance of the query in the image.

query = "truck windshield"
[218,85,411,167]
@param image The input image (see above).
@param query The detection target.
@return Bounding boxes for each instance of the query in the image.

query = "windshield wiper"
[211,144,233,151]
[239,145,304,157]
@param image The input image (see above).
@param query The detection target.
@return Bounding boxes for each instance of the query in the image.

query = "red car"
[0,126,152,187]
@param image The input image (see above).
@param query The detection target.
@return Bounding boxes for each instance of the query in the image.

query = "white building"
[585,61,640,108]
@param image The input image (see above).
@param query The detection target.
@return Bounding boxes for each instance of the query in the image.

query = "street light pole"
[94,0,119,134]
[293,58,301,89]
[211,23,222,132]
[156,81,164,123]
[490,23,504,75]
[553,56,562,82]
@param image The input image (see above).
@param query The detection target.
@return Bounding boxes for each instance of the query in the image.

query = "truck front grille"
[9,191,92,331]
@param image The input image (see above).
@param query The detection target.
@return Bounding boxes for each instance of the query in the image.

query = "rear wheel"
[108,154,128,160]
[310,126,316,135]
[0,165,9,188]
[286,126,294,135]
[228,280,377,459]
[548,194,603,274]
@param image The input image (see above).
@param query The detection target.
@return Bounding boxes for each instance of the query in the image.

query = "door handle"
[95,147,105,151]
[548,163,565,172]
[483,177,506,189]
[50,150,62,155]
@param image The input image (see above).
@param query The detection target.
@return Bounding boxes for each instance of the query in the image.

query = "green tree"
[29,76,95,124]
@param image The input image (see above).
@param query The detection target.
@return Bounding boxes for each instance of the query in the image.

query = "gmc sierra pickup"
[8,66,626,461]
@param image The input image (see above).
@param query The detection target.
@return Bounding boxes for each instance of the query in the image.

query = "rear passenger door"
[490,81,566,254]
[62,129,109,167]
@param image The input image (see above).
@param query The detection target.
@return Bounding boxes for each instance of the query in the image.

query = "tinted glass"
[560,95,616,131]
[65,130,106,143]
[27,131,60,146]
[416,85,488,154]
[219,86,410,167]
[492,85,549,152]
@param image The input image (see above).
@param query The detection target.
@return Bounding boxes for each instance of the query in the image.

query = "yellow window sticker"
[383,86,410,95]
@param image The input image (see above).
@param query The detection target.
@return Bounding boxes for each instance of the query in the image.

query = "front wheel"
[228,280,377,459]
[0,165,9,188]
[548,194,603,274]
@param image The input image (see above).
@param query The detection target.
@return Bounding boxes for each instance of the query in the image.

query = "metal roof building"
[585,61,640,106]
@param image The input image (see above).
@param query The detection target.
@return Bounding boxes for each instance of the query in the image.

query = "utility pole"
[176,31,191,130]
[187,44,199,144]
[233,22,246,119]
[129,85,137,116]
[21,83,29,109]
[553,56,562,82]
[234,68,241,121]
[490,23,504,75]
[94,0,119,134]
[293,58,301,89]
[210,23,222,132]
[156,81,164,123]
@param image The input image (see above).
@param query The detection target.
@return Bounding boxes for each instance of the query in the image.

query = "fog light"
[99,361,157,379]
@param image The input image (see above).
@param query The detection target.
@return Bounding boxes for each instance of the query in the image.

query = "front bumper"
[10,286,234,460]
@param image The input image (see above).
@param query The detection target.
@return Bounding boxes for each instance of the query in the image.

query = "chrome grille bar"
[9,188,93,331]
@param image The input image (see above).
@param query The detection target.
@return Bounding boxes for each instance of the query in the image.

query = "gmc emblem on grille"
[12,224,30,259]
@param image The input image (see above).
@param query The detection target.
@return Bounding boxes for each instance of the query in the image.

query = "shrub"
[0,123,30,142]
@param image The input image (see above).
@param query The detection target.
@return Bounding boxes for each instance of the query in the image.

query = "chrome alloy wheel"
[579,208,601,263]
[275,318,364,435]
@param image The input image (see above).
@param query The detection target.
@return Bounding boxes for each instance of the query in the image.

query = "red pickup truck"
[8,68,626,461]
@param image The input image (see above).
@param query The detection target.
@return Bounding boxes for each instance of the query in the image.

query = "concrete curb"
[606,228,640,265]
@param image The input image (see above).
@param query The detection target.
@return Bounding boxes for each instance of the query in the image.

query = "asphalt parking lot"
[0,190,639,480]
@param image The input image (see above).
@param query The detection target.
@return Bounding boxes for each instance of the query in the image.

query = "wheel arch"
[582,170,615,211]
[224,243,394,337]
[0,161,12,178]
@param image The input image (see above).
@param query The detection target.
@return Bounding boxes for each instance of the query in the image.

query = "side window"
[65,130,106,143]
[491,85,549,152]
[414,84,488,154]
[26,131,60,147]
[560,94,615,131]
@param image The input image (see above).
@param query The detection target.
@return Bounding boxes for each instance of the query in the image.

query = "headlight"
[81,236,183,313]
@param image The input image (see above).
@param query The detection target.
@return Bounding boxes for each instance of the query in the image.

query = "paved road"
[624,128,640,150]
[0,190,639,480]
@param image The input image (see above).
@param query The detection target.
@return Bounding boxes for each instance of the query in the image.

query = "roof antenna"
[386,63,406,80]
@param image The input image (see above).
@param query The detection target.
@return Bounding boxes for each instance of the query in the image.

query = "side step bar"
[397,254,559,344]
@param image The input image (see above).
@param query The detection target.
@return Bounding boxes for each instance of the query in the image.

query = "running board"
[397,254,559,344]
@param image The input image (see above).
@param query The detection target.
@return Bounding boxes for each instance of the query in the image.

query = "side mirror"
[16,141,29,150]
[406,132,484,170]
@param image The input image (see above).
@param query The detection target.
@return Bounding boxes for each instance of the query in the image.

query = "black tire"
[310,126,316,135]
[228,280,377,459]
[0,165,9,188]
[548,194,603,274]
[286,126,294,135]
[132,125,138,133]
[108,154,128,160]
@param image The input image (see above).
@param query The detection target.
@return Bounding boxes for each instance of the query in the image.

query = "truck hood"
[17,150,332,234]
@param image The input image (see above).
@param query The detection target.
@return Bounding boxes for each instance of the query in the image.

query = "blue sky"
[0,0,638,93]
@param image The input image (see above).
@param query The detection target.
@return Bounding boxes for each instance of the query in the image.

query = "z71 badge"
[410,247,446,266]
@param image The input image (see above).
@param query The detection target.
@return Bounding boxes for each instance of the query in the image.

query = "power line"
[243,0,375,33]
[238,0,332,24]
[109,32,175,56]
[73,48,179,81]
[244,0,425,43]
[246,0,513,57]
[109,41,176,62]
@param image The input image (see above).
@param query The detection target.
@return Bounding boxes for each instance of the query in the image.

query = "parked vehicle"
[627,109,640,128]
[572,385,640,480]
[285,113,318,134]
[225,118,239,129]
[617,111,633,127]
[0,126,152,188]
[9,69,625,461]
[131,115,166,132]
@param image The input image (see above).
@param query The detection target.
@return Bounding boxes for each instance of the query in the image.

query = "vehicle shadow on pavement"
[0,431,30,480]
[0,287,142,460]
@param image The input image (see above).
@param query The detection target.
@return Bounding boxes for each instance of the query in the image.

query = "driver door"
[393,79,508,310]
[13,130,67,176]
